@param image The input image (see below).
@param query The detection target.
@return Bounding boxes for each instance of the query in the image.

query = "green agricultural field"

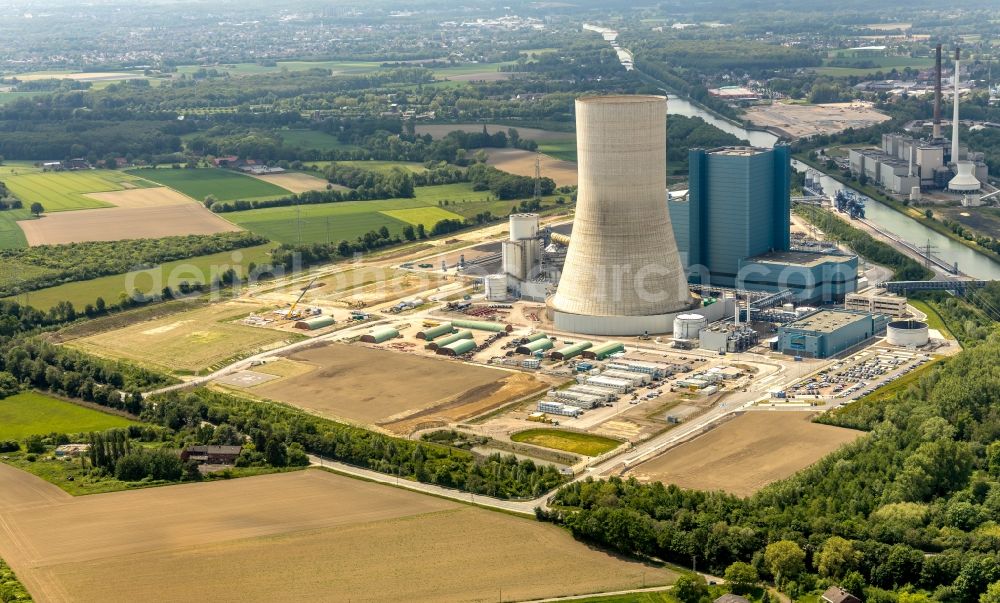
[129,168,291,202]
[511,429,621,456]
[814,56,934,77]
[2,243,275,311]
[224,183,495,245]
[537,140,577,161]
[0,392,136,440]
[279,130,359,151]
[431,61,514,78]
[303,160,428,174]
[3,170,156,212]
[0,209,31,249]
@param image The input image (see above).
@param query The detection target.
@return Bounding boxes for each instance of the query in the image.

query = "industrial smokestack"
[551,95,690,335]
[933,44,942,139]
[952,47,961,162]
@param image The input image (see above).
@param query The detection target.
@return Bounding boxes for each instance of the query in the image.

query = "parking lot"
[780,347,932,404]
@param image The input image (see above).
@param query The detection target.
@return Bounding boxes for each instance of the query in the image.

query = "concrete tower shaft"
[552,95,689,328]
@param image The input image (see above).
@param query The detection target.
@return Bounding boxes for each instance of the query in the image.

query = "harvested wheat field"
[83,186,196,209]
[484,148,577,187]
[246,343,544,432]
[626,411,864,497]
[68,301,297,374]
[248,171,334,194]
[18,203,241,245]
[0,466,673,603]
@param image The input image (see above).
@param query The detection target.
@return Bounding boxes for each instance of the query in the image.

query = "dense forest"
[541,331,1000,601]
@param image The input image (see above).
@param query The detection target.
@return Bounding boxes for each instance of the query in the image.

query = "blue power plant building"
[669,145,858,302]
[778,309,889,358]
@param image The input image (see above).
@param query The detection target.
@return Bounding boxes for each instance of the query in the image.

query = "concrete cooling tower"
[551,95,691,335]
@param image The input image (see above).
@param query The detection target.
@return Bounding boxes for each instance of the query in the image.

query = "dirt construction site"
[743,102,890,139]
[624,411,864,496]
[0,465,674,603]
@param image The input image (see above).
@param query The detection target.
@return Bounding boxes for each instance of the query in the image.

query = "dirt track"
[18,203,241,245]
[625,411,863,496]
[0,465,673,602]
[484,148,577,187]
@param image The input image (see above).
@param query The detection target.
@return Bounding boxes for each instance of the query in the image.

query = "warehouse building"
[360,326,399,343]
[294,316,336,330]
[425,330,473,350]
[736,250,859,301]
[778,309,888,358]
[845,292,908,317]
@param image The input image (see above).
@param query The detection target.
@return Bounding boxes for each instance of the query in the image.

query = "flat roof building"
[778,309,887,358]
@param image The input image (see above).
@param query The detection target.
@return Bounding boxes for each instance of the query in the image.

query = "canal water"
[664,94,1000,279]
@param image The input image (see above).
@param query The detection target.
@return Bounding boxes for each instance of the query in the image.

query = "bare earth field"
[245,343,545,433]
[68,301,296,374]
[83,186,195,209]
[626,411,864,497]
[484,148,578,187]
[0,466,671,603]
[743,102,890,139]
[17,202,241,245]
[248,171,333,194]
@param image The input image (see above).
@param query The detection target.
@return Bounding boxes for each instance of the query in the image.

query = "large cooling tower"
[551,95,690,335]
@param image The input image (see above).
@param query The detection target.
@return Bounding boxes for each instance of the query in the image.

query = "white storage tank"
[782,303,795,313]
[795,306,816,317]
[509,213,539,241]
[673,313,707,339]
[484,274,508,302]
[887,320,929,347]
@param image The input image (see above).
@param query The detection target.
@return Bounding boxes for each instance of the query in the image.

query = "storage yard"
[624,412,864,496]
[743,101,890,139]
[0,466,673,602]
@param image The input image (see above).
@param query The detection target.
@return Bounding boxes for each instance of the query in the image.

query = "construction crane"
[286,277,318,320]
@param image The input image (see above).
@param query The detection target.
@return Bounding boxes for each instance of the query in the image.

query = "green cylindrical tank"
[437,338,477,356]
[551,341,592,360]
[450,319,512,332]
[516,338,554,355]
[360,327,399,343]
[294,316,336,330]
[426,330,473,350]
[417,322,454,340]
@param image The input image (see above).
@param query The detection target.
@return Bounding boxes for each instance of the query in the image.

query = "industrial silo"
[551,95,690,335]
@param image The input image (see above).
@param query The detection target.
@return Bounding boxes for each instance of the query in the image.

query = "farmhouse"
[55,443,91,458]
[822,587,861,603]
[181,445,243,465]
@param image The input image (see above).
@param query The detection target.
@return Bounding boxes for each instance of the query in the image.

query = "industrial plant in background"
[550,95,694,336]
[848,45,992,203]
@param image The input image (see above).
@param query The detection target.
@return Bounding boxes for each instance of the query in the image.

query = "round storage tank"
[795,306,816,317]
[509,213,539,241]
[673,313,707,339]
[484,274,508,302]
[887,320,929,347]
[782,303,795,312]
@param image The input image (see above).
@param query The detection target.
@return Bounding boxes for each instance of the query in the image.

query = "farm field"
[537,139,578,161]
[935,206,1000,240]
[0,392,135,440]
[67,300,299,374]
[814,56,934,77]
[17,201,242,246]
[128,168,291,202]
[242,343,545,433]
[246,171,332,194]
[223,183,492,245]
[511,429,621,456]
[484,148,578,187]
[303,160,428,174]
[83,186,195,209]
[625,411,864,497]
[0,209,31,249]
[0,467,673,602]
[1,243,275,311]
[174,60,383,77]
[3,170,156,212]
[5,70,145,82]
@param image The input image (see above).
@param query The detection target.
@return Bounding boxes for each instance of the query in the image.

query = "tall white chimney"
[908,144,914,177]
[952,48,961,162]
